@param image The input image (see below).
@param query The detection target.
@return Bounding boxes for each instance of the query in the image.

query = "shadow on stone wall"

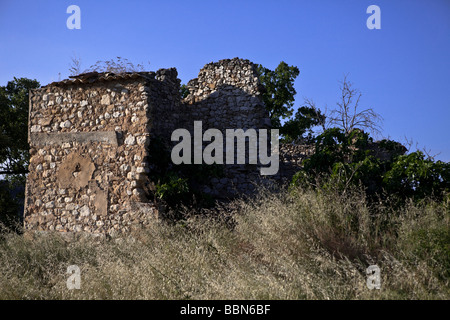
[151,83,313,199]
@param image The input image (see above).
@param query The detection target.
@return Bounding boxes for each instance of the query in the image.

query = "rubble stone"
[24,57,309,236]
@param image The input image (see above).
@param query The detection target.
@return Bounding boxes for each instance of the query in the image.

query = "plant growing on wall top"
[69,55,149,76]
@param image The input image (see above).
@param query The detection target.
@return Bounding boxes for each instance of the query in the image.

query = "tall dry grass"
[0,186,448,299]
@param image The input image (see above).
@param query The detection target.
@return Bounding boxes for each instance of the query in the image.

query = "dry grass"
[0,186,448,300]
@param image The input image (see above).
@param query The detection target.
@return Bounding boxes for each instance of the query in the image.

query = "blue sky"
[1,0,449,160]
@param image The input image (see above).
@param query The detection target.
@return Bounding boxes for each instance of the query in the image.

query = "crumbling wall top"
[43,68,178,88]
[184,58,263,101]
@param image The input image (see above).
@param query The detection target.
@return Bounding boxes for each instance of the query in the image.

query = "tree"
[383,151,450,200]
[328,75,383,136]
[256,61,300,129]
[281,105,326,143]
[0,77,40,229]
[292,127,449,204]
[256,62,325,142]
[0,77,40,175]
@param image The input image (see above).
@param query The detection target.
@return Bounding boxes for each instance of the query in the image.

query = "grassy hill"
[0,185,448,300]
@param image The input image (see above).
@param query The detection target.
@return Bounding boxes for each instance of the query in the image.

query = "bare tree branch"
[328,75,383,136]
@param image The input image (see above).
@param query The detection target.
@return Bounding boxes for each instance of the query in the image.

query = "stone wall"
[181,58,272,196]
[276,143,315,183]
[147,68,183,144]
[24,58,313,236]
[25,71,181,236]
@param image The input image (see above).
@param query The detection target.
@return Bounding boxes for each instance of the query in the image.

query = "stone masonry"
[24,58,308,236]
[181,58,272,196]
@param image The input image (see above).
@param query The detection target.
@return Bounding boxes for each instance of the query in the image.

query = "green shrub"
[147,136,223,213]
[383,151,450,201]
[154,173,189,201]
[292,128,449,204]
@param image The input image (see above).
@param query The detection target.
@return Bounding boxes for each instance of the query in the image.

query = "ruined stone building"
[24,58,310,236]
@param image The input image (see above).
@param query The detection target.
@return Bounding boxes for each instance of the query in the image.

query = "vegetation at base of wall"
[0,185,448,299]
[146,137,223,215]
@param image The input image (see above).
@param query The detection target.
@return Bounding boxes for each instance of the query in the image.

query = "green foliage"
[383,152,450,201]
[180,84,190,99]
[0,77,40,229]
[0,77,40,175]
[147,137,222,212]
[281,106,326,143]
[154,173,189,200]
[256,62,299,129]
[147,137,186,208]
[0,182,21,229]
[292,128,449,204]
[407,226,450,280]
[256,62,326,142]
[302,128,372,174]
